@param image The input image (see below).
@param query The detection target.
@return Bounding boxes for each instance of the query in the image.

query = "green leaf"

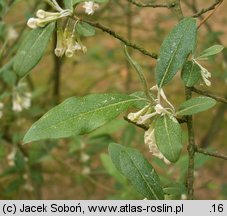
[101,153,126,185]
[197,45,224,60]
[124,46,151,100]
[63,0,74,10]
[177,96,216,116]
[76,22,96,37]
[14,23,55,78]
[24,94,144,143]
[156,18,197,87]
[120,146,164,200]
[181,60,201,87]
[155,115,182,163]
[108,143,125,172]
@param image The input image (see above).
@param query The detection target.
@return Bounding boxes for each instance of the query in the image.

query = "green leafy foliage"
[181,60,201,87]
[156,18,197,87]
[177,96,216,116]
[24,93,144,143]
[108,143,164,200]
[155,115,182,163]
[14,23,55,78]
[76,22,96,37]
[197,45,224,60]
[101,153,126,185]
[63,0,74,10]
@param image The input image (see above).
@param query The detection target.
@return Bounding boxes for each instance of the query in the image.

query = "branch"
[197,0,223,29]
[190,87,227,104]
[80,19,158,59]
[192,0,223,17]
[124,116,187,131]
[127,0,176,8]
[124,116,149,130]
[185,87,196,200]
[195,147,227,161]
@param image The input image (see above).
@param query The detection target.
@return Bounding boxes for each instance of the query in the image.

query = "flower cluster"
[193,59,211,86]
[54,19,87,58]
[27,1,100,58]
[12,82,32,113]
[27,0,72,29]
[127,86,175,164]
[7,148,17,167]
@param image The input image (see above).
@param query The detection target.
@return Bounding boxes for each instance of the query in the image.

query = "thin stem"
[125,2,132,92]
[185,87,196,200]
[128,0,176,8]
[190,87,227,104]
[195,147,227,161]
[192,0,223,17]
[124,116,186,131]
[197,0,223,29]
[79,18,158,59]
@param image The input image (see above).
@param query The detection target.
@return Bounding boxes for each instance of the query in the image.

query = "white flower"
[12,83,32,113]
[193,59,211,86]
[7,27,18,41]
[0,102,4,119]
[83,1,99,15]
[81,153,90,162]
[82,167,91,175]
[127,105,150,123]
[27,18,38,29]
[7,148,17,167]
[144,127,170,164]
[27,8,72,29]
[74,42,82,51]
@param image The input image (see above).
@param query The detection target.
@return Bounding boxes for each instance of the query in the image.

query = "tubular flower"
[82,1,99,15]
[144,127,170,164]
[27,0,72,29]
[12,83,32,113]
[193,59,211,86]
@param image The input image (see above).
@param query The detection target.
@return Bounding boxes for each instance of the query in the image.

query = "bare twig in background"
[128,0,176,8]
[192,0,223,17]
[125,2,132,92]
[195,147,227,161]
[80,19,158,59]
[197,0,223,29]
[190,87,227,104]
[201,102,227,148]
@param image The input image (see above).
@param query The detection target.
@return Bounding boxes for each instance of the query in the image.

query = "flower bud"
[27,18,38,29]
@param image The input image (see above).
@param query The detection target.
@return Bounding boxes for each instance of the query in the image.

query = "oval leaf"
[108,143,125,172]
[155,115,182,163]
[63,0,74,10]
[120,146,164,200]
[101,153,126,185]
[14,23,55,78]
[76,22,95,37]
[197,45,224,60]
[156,18,197,87]
[181,60,201,87]
[23,94,144,143]
[177,96,216,116]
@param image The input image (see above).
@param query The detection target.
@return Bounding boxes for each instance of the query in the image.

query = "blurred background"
[0,0,227,199]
